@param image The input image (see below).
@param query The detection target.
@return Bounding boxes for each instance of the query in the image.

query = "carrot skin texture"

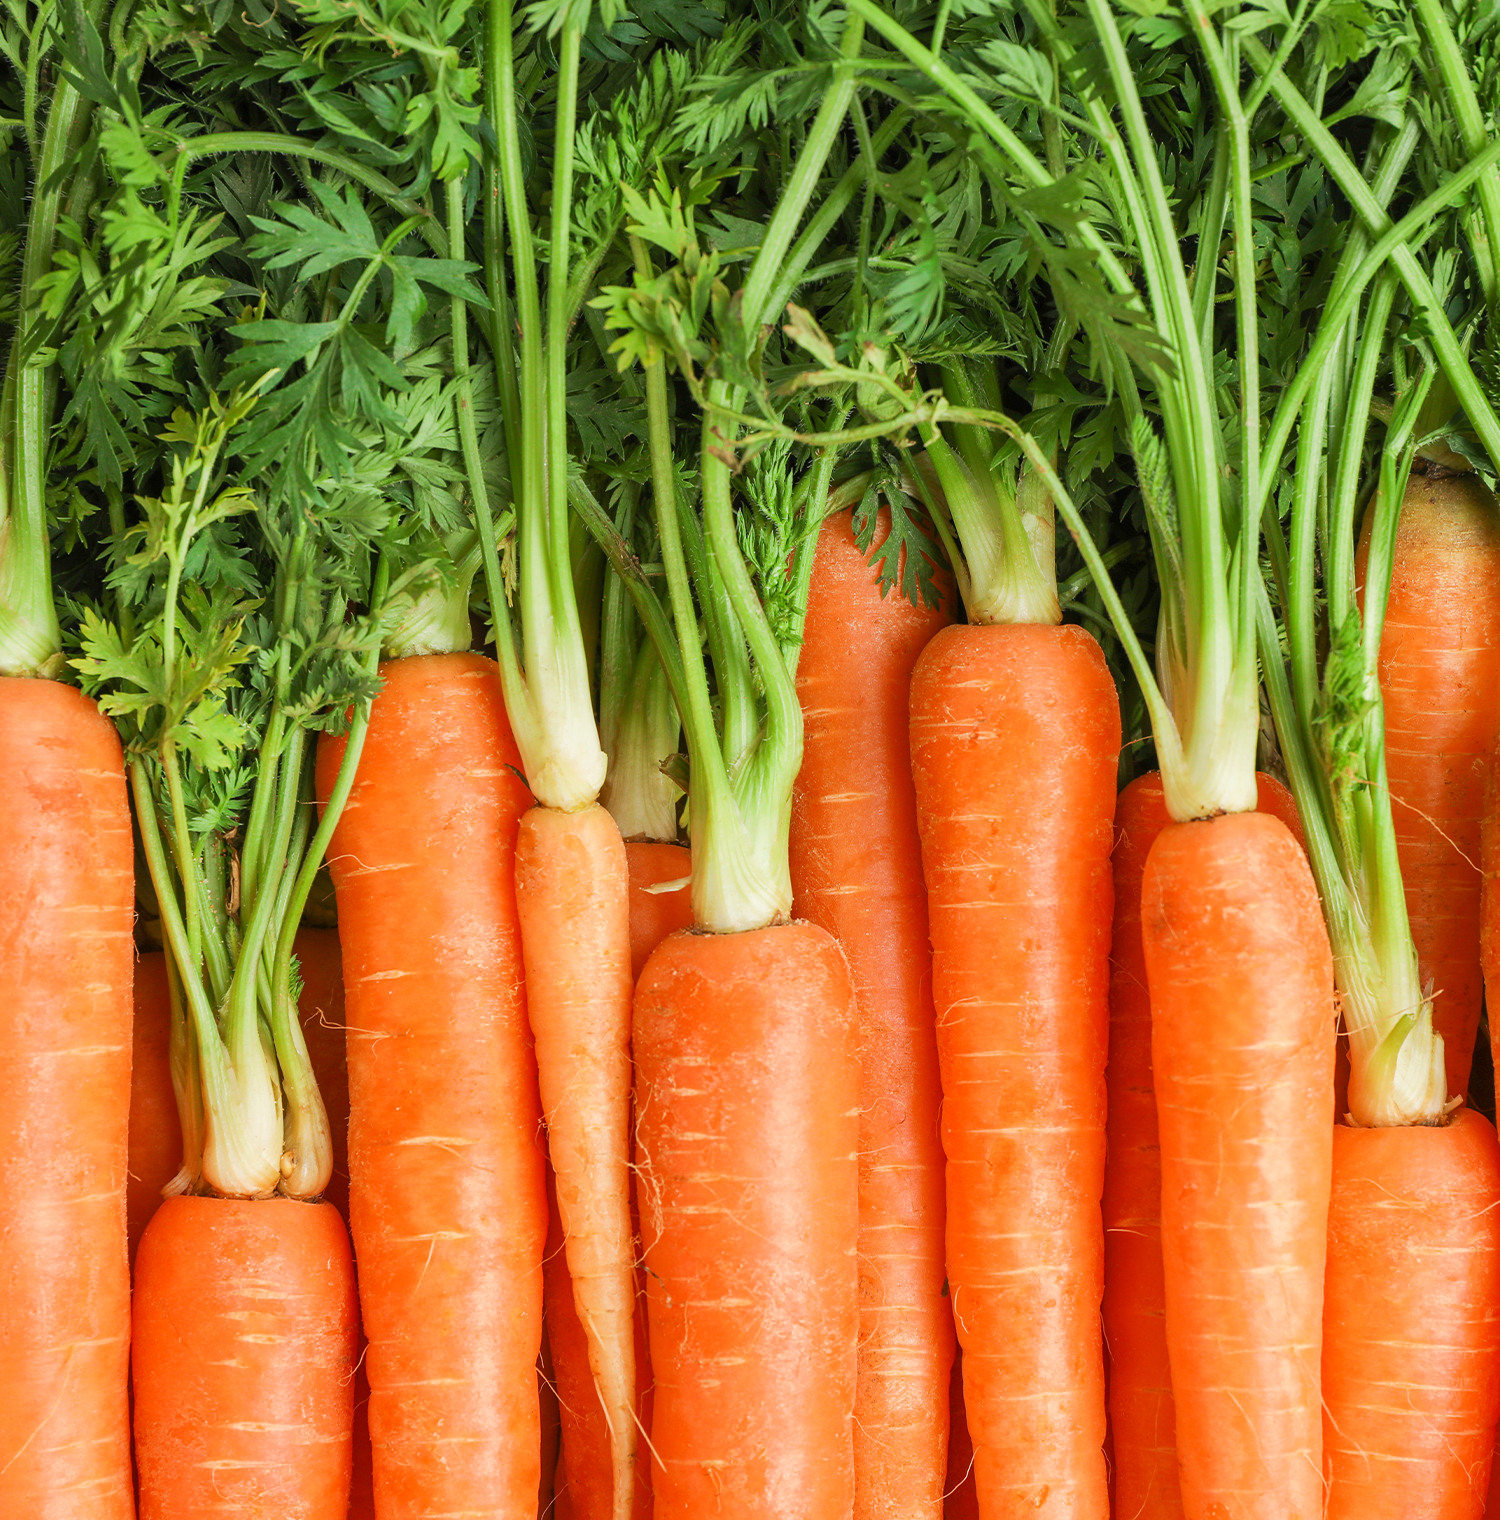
[1323,1110,1500,1517]
[625,840,692,982]
[318,652,547,1519]
[131,1196,357,1518]
[1143,812,1335,1520]
[791,507,955,1520]
[128,952,178,1269]
[1104,774,1302,1520]
[1360,475,1500,1098]
[0,678,134,1518]
[635,921,860,1520]
[909,621,1119,1518]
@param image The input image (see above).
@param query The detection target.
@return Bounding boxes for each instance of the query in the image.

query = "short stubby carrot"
[318,651,547,1519]
[0,677,134,1518]
[1361,473,1500,1098]
[516,803,637,1520]
[1142,812,1335,1520]
[624,839,692,982]
[910,621,1119,1518]
[1104,773,1302,1520]
[128,952,179,1269]
[634,921,860,1519]
[131,1195,358,1519]
[792,506,955,1520]
[1323,1110,1500,1517]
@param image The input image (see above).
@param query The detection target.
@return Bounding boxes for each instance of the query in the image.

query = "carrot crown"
[584,12,870,934]
[598,491,683,845]
[459,0,610,814]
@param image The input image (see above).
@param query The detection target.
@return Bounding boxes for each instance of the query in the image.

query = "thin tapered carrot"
[132,1196,358,1518]
[624,840,692,981]
[547,836,680,1520]
[1104,773,1302,1520]
[791,505,954,1520]
[128,952,178,1270]
[1,678,134,1518]
[1359,472,1500,1098]
[1142,812,1335,1520]
[910,620,1119,1517]
[540,1329,562,1520]
[1322,1109,1500,1516]
[515,804,637,1520]
[634,920,861,1518]
[318,651,547,1518]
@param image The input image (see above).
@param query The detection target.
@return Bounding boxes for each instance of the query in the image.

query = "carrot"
[1358,471,1500,1098]
[541,1330,563,1520]
[131,1195,358,1518]
[1103,773,1303,1520]
[1322,1110,1500,1516]
[0,679,135,1518]
[634,921,861,1516]
[293,929,351,1220]
[790,504,954,1520]
[128,952,179,1269]
[318,651,547,1517]
[625,841,693,980]
[1142,814,1334,1518]
[910,619,1119,1516]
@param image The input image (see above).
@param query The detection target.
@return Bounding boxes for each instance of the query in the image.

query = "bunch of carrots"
[14,1,1500,1518]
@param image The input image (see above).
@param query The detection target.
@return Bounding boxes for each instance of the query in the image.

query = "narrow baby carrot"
[0,679,134,1517]
[1360,472,1500,1097]
[1104,773,1302,1520]
[1323,1110,1500,1516]
[625,840,692,981]
[911,620,1119,1516]
[128,952,179,1270]
[132,1196,358,1518]
[319,651,547,1517]
[944,1350,980,1520]
[792,505,955,1520]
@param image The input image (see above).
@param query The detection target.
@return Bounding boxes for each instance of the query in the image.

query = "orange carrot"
[910,621,1119,1516]
[132,1195,358,1518]
[1104,773,1303,1519]
[624,840,692,981]
[1322,1109,1500,1516]
[1360,473,1500,1098]
[791,506,955,1520]
[128,952,178,1269]
[1142,813,1335,1519]
[541,1329,562,1520]
[634,921,861,1517]
[0,678,134,1517]
[319,651,547,1517]
[515,804,637,1520]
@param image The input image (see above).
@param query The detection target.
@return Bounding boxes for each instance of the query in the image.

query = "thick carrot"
[0,678,134,1517]
[625,840,692,981]
[131,1195,358,1518]
[1322,1109,1500,1516]
[634,921,860,1518]
[318,651,547,1517]
[1142,812,1335,1520]
[910,621,1119,1517]
[1104,773,1303,1520]
[1360,473,1500,1098]
[128,952,178,1269]
[515,804,637,1520]
[790,505,954,1520]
